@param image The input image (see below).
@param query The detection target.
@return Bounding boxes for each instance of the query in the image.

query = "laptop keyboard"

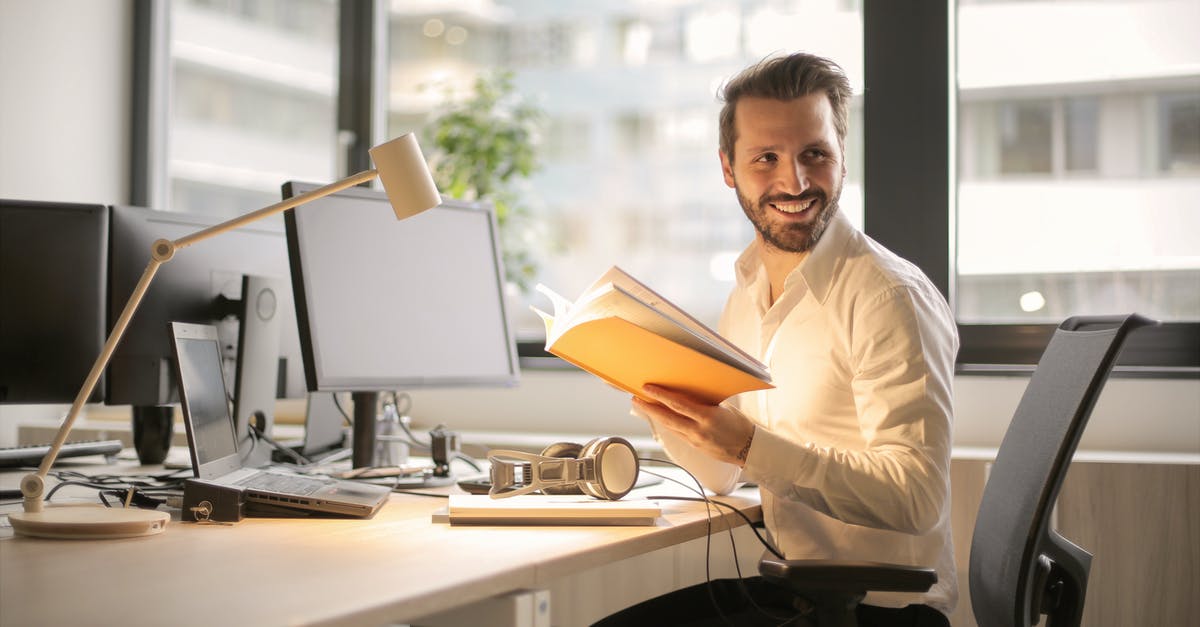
[235,471,331,496]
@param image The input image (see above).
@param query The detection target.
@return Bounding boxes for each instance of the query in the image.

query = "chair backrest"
[968,314,1156,627]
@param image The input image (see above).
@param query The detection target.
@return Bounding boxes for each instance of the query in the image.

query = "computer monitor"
[282,181,519,469]
[0,199,108,404]
[106,205,307,453]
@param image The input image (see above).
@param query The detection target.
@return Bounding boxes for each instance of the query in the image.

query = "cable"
[638,458,794,624]
[452,452,482,472]
[246,416,312,466]
[392,489,450,499]
[331,392,353,427]
[637,457,735,626]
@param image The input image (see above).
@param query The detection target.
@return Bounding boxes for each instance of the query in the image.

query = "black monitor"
[282,182,519,469]
[107,205,307,456]
[0,200,108,404]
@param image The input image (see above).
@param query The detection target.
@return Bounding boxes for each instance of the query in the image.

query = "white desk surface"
[0,458,762,626]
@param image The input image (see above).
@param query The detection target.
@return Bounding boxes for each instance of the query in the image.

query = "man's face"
[720,94,846,254]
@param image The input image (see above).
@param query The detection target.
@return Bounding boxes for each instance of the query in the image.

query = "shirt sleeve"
[741,284,958,535]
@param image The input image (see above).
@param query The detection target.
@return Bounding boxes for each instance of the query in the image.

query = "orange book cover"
[532,267,772,404]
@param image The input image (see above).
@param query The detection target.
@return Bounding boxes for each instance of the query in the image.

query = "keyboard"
[235,471,332,496]
[0,439,125,468]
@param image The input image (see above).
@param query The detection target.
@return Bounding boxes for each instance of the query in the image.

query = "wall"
[0,0,134,446]
[0,0,132,204]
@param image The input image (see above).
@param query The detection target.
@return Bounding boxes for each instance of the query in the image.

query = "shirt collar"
[734,208,855,306]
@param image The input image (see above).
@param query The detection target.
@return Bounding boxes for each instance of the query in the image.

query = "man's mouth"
[769,197,817,215]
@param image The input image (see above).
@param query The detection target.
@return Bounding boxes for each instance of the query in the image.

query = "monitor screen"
[107,205,307,407]
[0,199,108,404]
[283,182,520,392]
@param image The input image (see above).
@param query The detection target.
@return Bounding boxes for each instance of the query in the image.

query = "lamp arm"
[173,169,378,251]
[19,167,380,512]
[20,255,165,512]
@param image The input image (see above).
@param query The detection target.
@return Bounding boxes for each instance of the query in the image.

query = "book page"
[590,266,766,376]
[538,279,768,380]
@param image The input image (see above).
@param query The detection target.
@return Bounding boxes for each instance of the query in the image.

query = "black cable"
[648,494,783,561]
[392,489,450,498]
[452,452,481,472]
[331,392,353,427]
[638,458,794,624]
[638,457,736,627]
[248,422,311,465]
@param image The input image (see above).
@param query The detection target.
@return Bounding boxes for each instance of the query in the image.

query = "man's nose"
[776,160,809,195]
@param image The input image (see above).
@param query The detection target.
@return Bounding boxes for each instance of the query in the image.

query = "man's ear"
[719,149,736,188]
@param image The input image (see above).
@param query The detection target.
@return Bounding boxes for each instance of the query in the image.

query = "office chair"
[758,313,1157,627]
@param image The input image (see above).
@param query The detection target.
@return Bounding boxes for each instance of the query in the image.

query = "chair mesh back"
[968,315,1152,627]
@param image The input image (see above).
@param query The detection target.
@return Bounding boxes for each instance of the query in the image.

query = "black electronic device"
[0,199,108,404]
[282,182,520,471]
[106,205,307,461]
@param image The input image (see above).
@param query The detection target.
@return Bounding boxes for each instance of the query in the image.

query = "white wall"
[0,0,134,445]
[0,0,133,203]
[1,1,1196,458]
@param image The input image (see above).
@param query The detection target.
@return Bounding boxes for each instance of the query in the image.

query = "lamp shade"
[370,133,442,219]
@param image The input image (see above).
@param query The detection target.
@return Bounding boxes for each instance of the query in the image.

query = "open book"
[532,266,772,404]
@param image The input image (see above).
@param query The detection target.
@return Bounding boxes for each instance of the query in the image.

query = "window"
[956,0,1200,329]
[1161,91,1200,175]
[161,0,339,219]
[134,1,1196,372]
[385,0,864,339]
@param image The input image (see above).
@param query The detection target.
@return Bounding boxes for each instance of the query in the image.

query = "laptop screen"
[171,323,242,477]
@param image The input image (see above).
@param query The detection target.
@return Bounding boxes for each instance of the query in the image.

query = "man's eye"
[755,153,778,163]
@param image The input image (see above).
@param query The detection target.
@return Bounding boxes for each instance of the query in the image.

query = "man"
[603,53,958,626]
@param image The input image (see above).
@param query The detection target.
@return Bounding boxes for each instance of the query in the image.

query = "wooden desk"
[0,462,762,626]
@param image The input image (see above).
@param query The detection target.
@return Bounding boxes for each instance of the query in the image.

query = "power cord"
[639,458,794,625]
[247,412,311,466]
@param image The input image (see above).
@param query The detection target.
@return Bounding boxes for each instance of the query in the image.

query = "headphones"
[487,436,639,500]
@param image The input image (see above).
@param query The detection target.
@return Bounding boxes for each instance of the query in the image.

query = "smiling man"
[599,53,959,627]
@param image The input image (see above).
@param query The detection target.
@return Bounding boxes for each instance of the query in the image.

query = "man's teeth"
[773,198,814,214]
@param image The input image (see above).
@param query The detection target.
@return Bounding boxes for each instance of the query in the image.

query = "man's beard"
[735,183,840,254]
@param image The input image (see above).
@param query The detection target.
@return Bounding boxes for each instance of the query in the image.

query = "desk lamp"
[11,133,441,539]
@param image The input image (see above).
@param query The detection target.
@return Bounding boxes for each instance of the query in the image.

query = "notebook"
[169,322,389,518]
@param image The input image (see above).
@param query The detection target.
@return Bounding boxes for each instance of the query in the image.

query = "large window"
[134,0,1196,372]
[161,0,339,219]
[383,0,864,339]
[956,0,1200,326]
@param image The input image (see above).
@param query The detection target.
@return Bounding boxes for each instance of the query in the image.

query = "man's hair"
[718,53,853,161]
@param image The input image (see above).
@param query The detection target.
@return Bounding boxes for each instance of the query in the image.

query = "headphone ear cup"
[539,442,584,495]
[578,437,639,500]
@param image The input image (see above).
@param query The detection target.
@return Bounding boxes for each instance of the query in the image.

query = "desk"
[0,460,763,626]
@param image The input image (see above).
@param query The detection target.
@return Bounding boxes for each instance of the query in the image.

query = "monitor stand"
[350,391,458,488]
[230,274,285,468]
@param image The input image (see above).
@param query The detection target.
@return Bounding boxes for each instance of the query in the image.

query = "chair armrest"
[759,554,937,594]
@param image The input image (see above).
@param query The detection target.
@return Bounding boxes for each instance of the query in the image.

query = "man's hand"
[633,384,756,467]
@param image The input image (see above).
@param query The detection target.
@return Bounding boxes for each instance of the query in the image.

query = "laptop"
[168,322,389,518]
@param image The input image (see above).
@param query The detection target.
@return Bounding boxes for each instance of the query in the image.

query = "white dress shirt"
[656,209,959,612]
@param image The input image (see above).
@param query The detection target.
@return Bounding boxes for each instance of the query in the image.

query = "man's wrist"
[735,429,754,466]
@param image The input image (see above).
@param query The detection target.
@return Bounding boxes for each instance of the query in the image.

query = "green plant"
[422,71,545,292]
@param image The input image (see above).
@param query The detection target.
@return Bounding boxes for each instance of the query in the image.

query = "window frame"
[131,0,1199,377]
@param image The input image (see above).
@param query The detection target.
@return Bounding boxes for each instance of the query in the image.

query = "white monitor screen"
[283,182,519,391]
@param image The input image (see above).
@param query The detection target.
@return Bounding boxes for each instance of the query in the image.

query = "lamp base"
[9,504,169,539]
